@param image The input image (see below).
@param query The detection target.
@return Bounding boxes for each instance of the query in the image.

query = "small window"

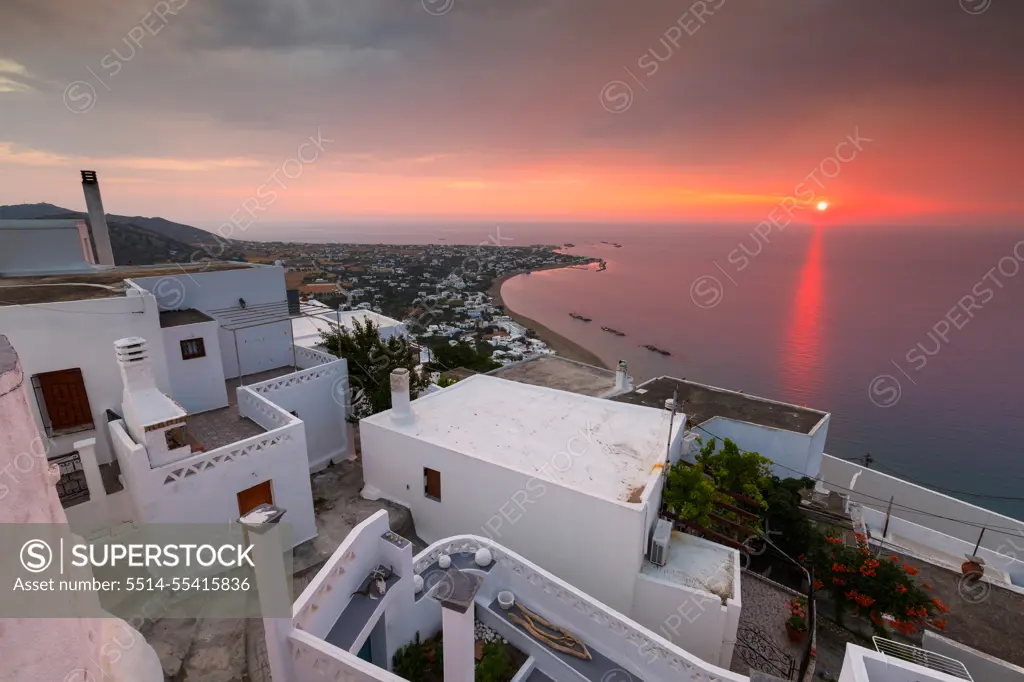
[180,338,206,360]
[31,368,94,436]
[424,467,441,501]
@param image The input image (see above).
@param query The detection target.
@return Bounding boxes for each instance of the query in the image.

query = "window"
[31,368,94,436]
[180,338,206,360]
[424,467,441,501]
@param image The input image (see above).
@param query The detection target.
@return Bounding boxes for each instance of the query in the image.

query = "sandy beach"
[488,266,609,370]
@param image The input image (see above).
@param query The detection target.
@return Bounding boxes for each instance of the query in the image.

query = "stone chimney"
[114,337,188,464]
[81,170,115,266]
[390,368,413,422]
[615,360,630,393]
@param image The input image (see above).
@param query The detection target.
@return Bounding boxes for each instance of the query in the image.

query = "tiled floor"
[186,366,298,451]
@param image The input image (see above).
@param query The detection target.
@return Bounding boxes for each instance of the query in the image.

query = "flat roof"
[159,309,215,328]
[640,530,736,599]
[0,262,254,306]
[488,355,618,398]
[292,309,404,348]
[364,374,679,504]
[612,376,827,435]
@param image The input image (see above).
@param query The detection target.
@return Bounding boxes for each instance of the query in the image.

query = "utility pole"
[882,496,894,537]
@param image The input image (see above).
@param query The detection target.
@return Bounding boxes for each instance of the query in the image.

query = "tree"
[662,461,726,526]
[696,437,773,510]
[320,318,427,419]
[425,340,500,373]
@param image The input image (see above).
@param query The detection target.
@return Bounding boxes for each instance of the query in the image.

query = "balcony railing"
[872,637,972,680]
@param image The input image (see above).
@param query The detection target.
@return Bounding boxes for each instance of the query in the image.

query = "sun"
[816,200,830,212]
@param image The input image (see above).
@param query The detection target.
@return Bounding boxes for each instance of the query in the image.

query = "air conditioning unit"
[648,518,672,567]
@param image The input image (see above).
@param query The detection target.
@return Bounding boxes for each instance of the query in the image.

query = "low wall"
[923,631,1024,682]
[294,344,336,370]
[244,360,349,470]
[821,455,1024,565]
[861,506,1024,586]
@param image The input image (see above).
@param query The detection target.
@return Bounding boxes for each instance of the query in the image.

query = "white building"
[247,507,979,682]
[612,377,831,479]
[360,371,741,667]
[291,304,407,352]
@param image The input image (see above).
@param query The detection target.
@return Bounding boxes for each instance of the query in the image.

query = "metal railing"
[872,637,973,680]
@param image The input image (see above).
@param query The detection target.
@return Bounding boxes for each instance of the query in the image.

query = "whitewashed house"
[613,377,831,479]
[360,371,741,668]
[246,507,979,682]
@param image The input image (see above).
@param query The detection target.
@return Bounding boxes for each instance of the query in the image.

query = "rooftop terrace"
[364,374,678,504]
[613,376,827,435]
[0,262,255,306]
[488,355,620,398]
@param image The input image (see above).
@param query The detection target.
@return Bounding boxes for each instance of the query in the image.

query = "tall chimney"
[81,170,115,266]
[115,337,156,394]
[390,368,412,421]
[615,360,630,393]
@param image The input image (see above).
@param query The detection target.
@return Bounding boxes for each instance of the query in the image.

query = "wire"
[690,423,1024,534]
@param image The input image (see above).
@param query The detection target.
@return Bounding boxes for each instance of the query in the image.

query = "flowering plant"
[810,531,947,636]
[787,598,808,632]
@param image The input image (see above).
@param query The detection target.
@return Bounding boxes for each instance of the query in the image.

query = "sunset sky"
[1,0,1022,226]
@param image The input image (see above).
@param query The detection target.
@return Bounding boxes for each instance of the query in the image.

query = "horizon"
[1,1,1022,225]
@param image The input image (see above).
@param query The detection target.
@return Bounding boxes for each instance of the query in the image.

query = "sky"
[0,0,1022,227]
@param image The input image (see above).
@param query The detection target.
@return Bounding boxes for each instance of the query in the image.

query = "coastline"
[488,266,609,370]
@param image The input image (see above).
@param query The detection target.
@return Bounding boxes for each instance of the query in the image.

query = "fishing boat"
[601,326,626,336]
[641,344,671,356]
[569,312,592,322]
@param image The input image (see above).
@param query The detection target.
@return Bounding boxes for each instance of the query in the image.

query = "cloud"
[0,141,263,172]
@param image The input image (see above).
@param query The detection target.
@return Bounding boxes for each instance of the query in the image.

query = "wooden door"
[237,480,273,516]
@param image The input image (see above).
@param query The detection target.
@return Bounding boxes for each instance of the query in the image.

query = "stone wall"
[734,570,815,682]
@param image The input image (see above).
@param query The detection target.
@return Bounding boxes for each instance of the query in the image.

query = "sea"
[251,220,1024,519]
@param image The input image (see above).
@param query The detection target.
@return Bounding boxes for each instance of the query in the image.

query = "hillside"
[0,203,242,265]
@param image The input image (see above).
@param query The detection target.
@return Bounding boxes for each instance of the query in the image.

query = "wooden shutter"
[424,467,442,500]
[37,369,94,431]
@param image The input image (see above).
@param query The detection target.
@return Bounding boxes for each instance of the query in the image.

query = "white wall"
[360,422,648,614]
[109,416,317,546]
[129,266,294,380]
[161,319,228,414]
[244,360,349,470]
[0,221,94,275]
[821,455,1024,566]
[923,631,1024,682]
[695,415,828,479]
[0,289,170,465]
[631,575,734,668]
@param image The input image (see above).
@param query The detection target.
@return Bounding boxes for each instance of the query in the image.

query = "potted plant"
[961,554,985,577]
[786,598,808,643]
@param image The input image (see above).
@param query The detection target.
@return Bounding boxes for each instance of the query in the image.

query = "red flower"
[832,577,846,585]
[932,598,949,613]
[931,618,947,631]
[922,582,933,590]
[825,536,842,545]
[813,580,824,590]
[903,563,920,576]
[895,585,907,594]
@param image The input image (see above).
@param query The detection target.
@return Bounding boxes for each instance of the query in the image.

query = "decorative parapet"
[294,345,337,369]
[246,360,345,397]
[412,536,745,682]
[158,429,296,486]
[238,387,299,431]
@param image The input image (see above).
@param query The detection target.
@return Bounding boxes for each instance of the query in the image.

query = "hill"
[0,203,242,266]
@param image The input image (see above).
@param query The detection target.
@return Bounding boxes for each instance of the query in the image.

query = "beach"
[488,267,609,370]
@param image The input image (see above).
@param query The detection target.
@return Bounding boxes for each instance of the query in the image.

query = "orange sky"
[1,1,1021,226]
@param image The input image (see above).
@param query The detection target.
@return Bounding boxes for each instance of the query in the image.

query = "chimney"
[114,337,156,394]
[390,368,413,421]
[615,360,630,393]
[81,170,115,266]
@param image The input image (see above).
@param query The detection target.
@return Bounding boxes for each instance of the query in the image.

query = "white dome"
[413,575,424,593]
[438,554,452,569]
[475,548,493,567]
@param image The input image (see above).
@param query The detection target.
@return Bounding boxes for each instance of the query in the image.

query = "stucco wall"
[0,290,170,465]
[360,421,650,614]
[631,574,736,668]
[695,416,825,479]
[821,455,1024,560]
[129,266,293,380]
[161,319,228,414]
[244,360,349,470]
[110,417,317,546]
[0,221,94,275]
